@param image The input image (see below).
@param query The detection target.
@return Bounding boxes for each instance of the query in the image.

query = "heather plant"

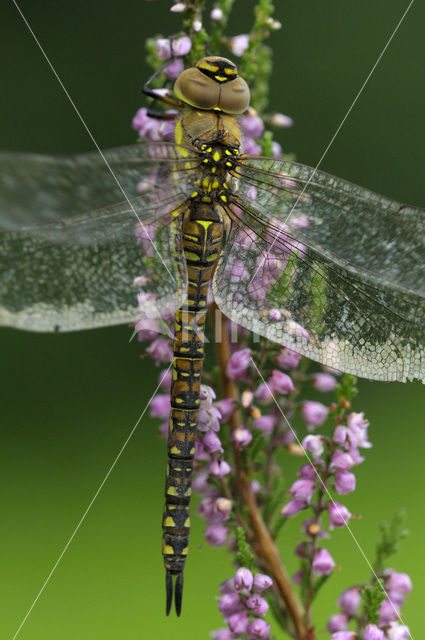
[134,2,413,638]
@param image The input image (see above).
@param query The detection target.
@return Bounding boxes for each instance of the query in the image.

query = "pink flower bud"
[248,618,271,639]
[335,470,356,494]
[328,613,348,632]
[312,548,335,575]
[331,450,355,470]
[313,372,337,392]
[338,587,361,616]
[301,401,329,428]
[302,434,324,459]
[246,594,269,616]
[234,567,253,592]
[386,623,411,639]
[269,369,295,394]
[328,502,352,528]
[290,479,315,503]
[218,592,243,615]
[253,573,273,592]
[281,499,305,517]
[232,427,252,450]
[226,348,251,380]
[227,610,249,634]
[150,394,170,418]
[363,624,385,640]
[208,458,231,478]
[276,348,302,369]
[205,524,228,547]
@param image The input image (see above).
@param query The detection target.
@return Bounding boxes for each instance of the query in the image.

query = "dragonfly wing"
[0,143,192,331]
[0,142,192,230]
[234,157,425,296]
[212,165,425,381]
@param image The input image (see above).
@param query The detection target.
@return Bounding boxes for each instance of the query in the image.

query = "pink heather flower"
[253,573,273,592]
[385,571,412,595]
[203,430,223,454]
[229,34,249,56]
[269,308,281,321]
[270,113,294,128]
[363,624,385,640]
[246,594,269,616]
[276,348,302,369]
[232,427,253,450]
[269,369,295,394]
[313,372,337,392]
[170,2,186,13]
[312,548,335,575]
[146,337,173,364]
[192,472,209,493]
[255,382,273,403]
[347,412,371,448]
[219,578,235,594]
[281,499,305,517]
[214,398,235,421]
[335,470,356,494]
[331,450,355,470]
[248,619,271,639]
[328,502,352,528]
[226,348,251,380]
[333,425,351,447]
[164,57,184,79]
[328,613,348,632]
[254,415,275,436]
[227,610,249,635]
[210,7,223,20]
[379,599,399,626]
[234,567,253,592]
[156,35,191,59]
[159,368,172,391]
[208,458,231,478]
[302,434,324,459]
[198,406,221,432]
[331,633,356,640]
[241,115,265,138]
[150,394,170,419]
[386,623,411,640]
[205,524,228,547]
[218,592,243,615]
[338,587,361,616]
[210,629,233,640]
[290,479,315,503]
[243,138,262,155]
[301,400,329,429]
[298,464,317,480]
[215,497,232,519]
[272,141,282,158]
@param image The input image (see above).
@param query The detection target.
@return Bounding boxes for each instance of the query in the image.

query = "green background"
[1,1,424,638]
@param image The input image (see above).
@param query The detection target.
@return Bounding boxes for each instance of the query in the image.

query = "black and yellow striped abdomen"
[163,203,223,615]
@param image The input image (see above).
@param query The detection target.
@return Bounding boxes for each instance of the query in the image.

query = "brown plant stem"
[211,304,307,640]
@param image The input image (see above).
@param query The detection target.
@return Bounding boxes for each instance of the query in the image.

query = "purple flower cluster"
[327,570,412,638]
[212,568,273,639]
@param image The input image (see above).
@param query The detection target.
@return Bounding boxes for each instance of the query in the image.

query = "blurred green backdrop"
[0,1,424,638]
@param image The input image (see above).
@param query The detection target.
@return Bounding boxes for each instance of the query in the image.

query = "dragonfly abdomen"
[163,204,223,615]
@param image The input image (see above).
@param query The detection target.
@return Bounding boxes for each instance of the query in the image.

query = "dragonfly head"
[174,56,250,115]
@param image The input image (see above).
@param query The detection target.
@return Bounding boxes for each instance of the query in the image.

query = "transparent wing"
[234,157,425,296]
[0,142,195,331]
[213,159,425,382]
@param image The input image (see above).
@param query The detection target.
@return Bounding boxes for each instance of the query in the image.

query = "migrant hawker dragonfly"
[1,56,424,614]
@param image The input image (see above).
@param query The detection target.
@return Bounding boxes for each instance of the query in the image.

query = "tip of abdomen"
[166,569,184,616]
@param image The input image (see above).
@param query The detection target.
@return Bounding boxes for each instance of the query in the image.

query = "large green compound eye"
[174,57,250,115]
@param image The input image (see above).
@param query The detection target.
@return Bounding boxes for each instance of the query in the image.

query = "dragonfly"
[1,55,424,616]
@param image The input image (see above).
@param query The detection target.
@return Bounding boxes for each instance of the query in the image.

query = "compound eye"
[174,68,220,110]
[218,77,250,114]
